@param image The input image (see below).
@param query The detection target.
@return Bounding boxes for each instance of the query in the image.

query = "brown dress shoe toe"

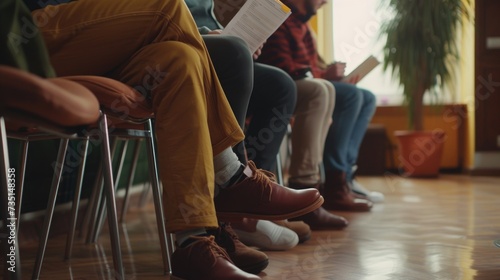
[215,161,323,221]
[289,207,348,230]
[171,236,261,280]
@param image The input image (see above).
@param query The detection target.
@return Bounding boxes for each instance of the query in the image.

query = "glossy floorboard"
[14,174,500,279]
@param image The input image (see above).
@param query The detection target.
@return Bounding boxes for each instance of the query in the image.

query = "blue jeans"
[323,81,376,182]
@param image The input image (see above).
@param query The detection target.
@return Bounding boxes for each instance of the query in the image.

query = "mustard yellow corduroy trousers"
[32,0,244,233]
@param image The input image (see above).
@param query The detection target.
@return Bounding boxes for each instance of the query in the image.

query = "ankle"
[214,148,244,187]
[288,179,320,190]
[218,163,245,189]
[288,175,320,188]
[175,228,208,248]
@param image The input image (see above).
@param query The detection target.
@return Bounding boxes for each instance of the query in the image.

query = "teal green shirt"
[184,0,223,34]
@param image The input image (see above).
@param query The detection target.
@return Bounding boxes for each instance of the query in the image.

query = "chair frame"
[0,109,102,280]
[2,74,177,279]
[67,111,172,276]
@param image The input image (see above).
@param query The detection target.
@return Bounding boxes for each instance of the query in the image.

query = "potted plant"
[379,0,472,177]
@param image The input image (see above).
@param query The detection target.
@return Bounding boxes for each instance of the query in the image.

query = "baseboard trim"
[467,168,500,177]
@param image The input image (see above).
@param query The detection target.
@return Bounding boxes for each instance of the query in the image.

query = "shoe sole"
[298,233,311,243]
[170,261,268,279]
[322,205,372,212]
[240,259,269,274]
[352,190,385,203]
[307,223,348,230]
[216,196,324,222]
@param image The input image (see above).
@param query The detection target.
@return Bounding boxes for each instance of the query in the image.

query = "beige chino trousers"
[289,78,335,185]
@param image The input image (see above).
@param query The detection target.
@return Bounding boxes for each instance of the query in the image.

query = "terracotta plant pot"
[394,130,446,177]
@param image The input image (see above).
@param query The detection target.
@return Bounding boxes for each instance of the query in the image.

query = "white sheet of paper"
[221,0,291,54]
[341,55,380,82]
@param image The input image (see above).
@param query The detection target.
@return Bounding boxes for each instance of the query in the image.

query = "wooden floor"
[13,174,500,279]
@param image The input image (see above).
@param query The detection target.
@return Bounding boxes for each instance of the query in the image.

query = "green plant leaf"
[378,0,472,130]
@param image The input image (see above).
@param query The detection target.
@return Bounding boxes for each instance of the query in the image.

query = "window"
[330,0,467,106]
[331,0,402,105]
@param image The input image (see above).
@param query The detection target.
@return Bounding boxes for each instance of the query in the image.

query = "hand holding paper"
[340,55,380,83]
[221,0,291,54]
[324,62,346,81]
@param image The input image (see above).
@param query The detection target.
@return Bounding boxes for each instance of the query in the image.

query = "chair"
[59,76,172,276]
[1,67,171,279]
[0,66,101,280]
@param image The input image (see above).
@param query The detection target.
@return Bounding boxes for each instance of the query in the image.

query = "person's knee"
[324,81,335,96]
[136,41,203,97]
[362,89,376,107]
[302,79,331,102]
[252,64,296,117]
[155,41,202,74]
[334,83,363,106]
[267,67,297,103]
[204,35,252,66]
[220,36,251,58]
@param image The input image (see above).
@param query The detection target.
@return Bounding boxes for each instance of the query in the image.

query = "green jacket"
[0,0,55,77]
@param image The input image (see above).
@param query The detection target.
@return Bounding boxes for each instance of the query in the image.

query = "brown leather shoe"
[287,181,349,229]
[321,170,373,212]
[272,220,311,243]
[215,161,324,221]
[208,223,269,274]
[289,207,349,230]
[170,236,261,280]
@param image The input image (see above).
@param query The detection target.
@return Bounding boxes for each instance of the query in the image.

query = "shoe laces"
[202,236,233,263]
[247,161,275,201]
[211,224,237,252]
[222,224,240,242]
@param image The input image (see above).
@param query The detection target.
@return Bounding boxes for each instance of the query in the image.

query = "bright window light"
[332,0,403,105]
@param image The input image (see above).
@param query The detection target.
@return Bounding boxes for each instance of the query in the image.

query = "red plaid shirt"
[257,0,326,79]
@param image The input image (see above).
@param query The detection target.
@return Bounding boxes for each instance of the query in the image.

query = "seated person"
[258,0,376,212]
[185,0,312,249]
[191,0,347,232]
[21,0,324,278]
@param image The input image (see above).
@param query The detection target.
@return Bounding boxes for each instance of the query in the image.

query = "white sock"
[213,147,244,187]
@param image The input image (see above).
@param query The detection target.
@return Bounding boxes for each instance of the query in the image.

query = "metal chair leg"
[169,233,176,256]
[65,138,90,260]
[120,139,142,223]
[85,137,118,244]
[32,138,69,280]
[0,116,22,280]
[138,181,151,208]
[275,152,284,186]
[92,139,128,243]
[80,160,103,240]
[145,119,171,274]
[14,140,28,234]
[98,113,124,280]
[84,136,120,244]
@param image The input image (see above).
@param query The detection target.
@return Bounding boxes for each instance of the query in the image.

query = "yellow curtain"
[459,0,475,169]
